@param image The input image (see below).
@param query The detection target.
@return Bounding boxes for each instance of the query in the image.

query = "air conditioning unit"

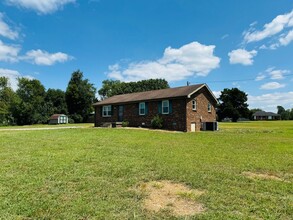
[201,122,218,131]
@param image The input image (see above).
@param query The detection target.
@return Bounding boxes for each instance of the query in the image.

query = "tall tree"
[65,70,96,122]
[217,88,249,122]
[277,106,290,120]
[0,77,18,125]
[45,89,68,115]
[98,78,170,99]
[12,78,47,125]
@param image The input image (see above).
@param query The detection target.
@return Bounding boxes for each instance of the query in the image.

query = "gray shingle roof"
[252,111,280,117]
[93,84,214,106]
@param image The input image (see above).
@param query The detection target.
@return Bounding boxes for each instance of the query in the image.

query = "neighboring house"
[252,111,280,120]
[93,84,218,132]
[49,114,68,124]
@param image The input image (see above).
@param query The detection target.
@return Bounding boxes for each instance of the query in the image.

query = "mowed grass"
[0,121,292,219]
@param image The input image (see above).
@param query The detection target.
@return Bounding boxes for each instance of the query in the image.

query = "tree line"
[217,88,293,121]
[0,70,96,125]
[0,71,169,126]
[1,73,292,125]
[277,106,293,120]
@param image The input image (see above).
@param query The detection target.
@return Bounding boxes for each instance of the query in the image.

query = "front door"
[118,105,124,122]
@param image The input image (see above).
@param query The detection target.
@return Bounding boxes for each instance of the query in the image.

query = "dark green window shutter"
[100,106,103,117]
[158,101,162,114]
[137,103,140,115]
[169,100,173,114]
[146,102,149,115]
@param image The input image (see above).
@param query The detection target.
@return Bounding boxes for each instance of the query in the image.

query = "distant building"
[49,114,68,124]
[252,111,280,120]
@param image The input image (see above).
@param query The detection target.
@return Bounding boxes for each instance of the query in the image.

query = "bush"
[68,118,75,124]
[70,114,83,123]
[151,115,163,129]
[122,121,129,127]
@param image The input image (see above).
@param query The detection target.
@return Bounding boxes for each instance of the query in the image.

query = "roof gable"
[93,84,217,106]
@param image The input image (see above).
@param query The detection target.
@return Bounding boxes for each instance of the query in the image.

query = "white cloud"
[108,41,220,82]
[266,67,290,80]
[260,82,285,90]
[212,91,221,99]
[0,68,33,90]
[248,92,293,112]
[0,13,19,40]
[221,34,229,40]
[5,0,75,14]
[0,40,20,62]
[244,10,293,43]
[255,74,266,81]
[279,30,293,46]
[23,49,73,65]
[228,49,257,65]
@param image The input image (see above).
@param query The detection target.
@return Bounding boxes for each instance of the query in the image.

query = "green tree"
[277,106,290,120]
[289,108,293,120]
[45,89,68,115]
[217,88,249,122]
[0,77,18,125]
[98,80,120,100]
[98,78,169,100]
[12,78,47,125]
[65,70,96,122]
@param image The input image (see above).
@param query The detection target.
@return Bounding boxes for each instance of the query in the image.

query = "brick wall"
[186,87,217,131]
[95,98,187,131]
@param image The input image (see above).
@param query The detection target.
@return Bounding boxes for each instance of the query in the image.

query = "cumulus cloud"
[248,92,293,112]
[228,49,257,65]
[243,10,293,43]
[23,49,73,65]
[0,68,33,90]
[0,13,19,40]
[108,41,220,82]
[5,0,75,14]
[260,82,285,90]
[0,40,20,62]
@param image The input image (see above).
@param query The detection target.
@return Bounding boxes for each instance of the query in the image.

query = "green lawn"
[0,121,292,219]
[0,123,93,129]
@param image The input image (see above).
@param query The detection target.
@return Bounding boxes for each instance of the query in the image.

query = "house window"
[192,99,197,111]
[208,102,212,112]
[139,102,145,115]
[162,100,169,114]
[102,105,112,117]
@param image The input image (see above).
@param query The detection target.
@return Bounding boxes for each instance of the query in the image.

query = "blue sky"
[0,0,292,112]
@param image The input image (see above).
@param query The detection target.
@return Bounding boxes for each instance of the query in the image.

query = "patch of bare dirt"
[137,180,205,217]
[242,171,284,181]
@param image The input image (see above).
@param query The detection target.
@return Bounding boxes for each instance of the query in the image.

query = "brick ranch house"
[93,84,218,132]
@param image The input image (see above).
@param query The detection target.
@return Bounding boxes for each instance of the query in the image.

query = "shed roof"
[252,111,280,117]
[49,114,66,120]
[93,84,217,106]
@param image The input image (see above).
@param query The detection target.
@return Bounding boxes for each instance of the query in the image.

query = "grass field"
[0,121,292,219]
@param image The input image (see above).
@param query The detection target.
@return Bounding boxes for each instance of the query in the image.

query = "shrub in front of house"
[151,115,163,129]
[122,121,129,127]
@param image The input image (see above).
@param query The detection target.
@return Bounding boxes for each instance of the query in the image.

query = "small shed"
[49,114,68,124]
